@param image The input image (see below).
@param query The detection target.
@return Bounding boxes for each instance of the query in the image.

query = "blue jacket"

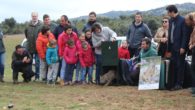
[46,46,59,65]
[126,21,152,48]
[82,21,97,32]
[168,14,189,52]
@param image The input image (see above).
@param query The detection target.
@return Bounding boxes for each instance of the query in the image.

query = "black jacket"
[11,50,32,68]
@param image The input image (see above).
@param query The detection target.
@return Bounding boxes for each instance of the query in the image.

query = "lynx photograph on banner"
[138,56,161,90]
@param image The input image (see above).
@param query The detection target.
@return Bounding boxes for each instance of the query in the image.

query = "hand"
[189,45,193,50]
[180,48,185,55]
[161,38,167,43]
[111,37,116,42]
[26,58,31,63]
[22,57,28,63]
[165,52,172,58]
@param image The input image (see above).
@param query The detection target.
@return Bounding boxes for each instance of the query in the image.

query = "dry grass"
[0,34,194,110]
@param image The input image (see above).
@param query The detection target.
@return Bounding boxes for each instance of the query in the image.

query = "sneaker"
[69,81,74,85]
[0,79,5,83]
[13,80,18,84]
[47,80,53,85]
[64,82,69,86]
[82,81,87,85]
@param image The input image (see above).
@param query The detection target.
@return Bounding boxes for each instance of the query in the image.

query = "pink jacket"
[64,46,78,64]
[58,32,78,57]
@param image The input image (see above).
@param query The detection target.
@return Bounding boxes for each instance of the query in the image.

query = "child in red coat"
[75,33,86,83]
[64,39,78,85]
[79,41,95,84]
[118,40,130,59]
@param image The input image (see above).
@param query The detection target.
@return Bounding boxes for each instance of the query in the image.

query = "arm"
[181,23,191,50]
[107,27,117,40]
[144,24,152,39]
[126,50,130,59]
[12,52,23,66]
[126,25,131,41]
[79,52,85,67]
[92,34,102,48]
[58,35,64,58]
[153,28,162,43]
[46,49,52,65]
[36,37,45,59]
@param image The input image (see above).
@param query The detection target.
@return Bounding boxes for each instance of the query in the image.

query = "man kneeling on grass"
[11,45,35,84]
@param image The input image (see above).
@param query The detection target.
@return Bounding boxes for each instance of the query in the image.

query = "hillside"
[73,2,195,20]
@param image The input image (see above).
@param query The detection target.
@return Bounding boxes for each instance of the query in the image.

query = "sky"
[0,0,195,23]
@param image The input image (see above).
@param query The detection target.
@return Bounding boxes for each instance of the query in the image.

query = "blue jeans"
[31,53,40,79]
[95,54,102,84]
[75,61,81,81]
[85,66,93,82]
[65,64,75,82]
[60,59,66,80]
[0,52,5,78]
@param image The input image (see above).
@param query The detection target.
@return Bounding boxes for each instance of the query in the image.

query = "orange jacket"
[36,32,55,59]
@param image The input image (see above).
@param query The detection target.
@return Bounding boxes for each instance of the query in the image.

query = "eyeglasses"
[162,21,168,23]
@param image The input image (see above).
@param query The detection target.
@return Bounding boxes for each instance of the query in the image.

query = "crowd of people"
[0,5,195,97]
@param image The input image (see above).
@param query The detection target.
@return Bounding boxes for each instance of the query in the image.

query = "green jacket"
[25,20,42,53]
[140,46,157,58]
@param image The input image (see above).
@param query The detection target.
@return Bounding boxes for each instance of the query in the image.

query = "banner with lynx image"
[138,56,161,90]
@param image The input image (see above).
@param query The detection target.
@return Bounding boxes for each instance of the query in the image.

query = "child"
[46,39,59,85]
[75,33,86,83]
[79,41,95,84]
[36,26,55,81]
[118,40,130,59]
[64,39,78,85]
[58,25,78,86]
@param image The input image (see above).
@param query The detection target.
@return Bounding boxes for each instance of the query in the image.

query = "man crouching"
[12,45,35,84]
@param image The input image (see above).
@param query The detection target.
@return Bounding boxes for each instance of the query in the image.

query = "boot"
[60,79,65,86]
[0,75,4,83]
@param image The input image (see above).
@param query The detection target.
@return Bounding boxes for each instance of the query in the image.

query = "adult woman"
[154,16,169,58]
[91,23,117,84]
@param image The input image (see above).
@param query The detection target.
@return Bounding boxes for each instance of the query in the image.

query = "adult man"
[42,14,57,34]
[126,12,152,58]
[0,28,5,82]
[54,15,78,40]
[82,11,97,32]
[166,5,189,90]
[12,45,35,84]
[25,12,42,80]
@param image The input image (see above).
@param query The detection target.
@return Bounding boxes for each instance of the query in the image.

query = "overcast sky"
[0,0,194,23]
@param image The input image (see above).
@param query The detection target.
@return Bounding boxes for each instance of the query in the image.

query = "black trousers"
[171,49,185,87]
[191,47,195,87]
[12,64,34,81]
[128,47,140,58]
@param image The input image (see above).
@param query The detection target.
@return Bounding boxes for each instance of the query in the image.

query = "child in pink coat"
[64,39,78,85]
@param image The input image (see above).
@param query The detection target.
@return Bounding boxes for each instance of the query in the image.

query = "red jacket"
[118,47,130,59]
[79,46,95,67]
[58,32,78,57]
[76,40,82,52]
[64,46,78,64]
[36,32,55,59]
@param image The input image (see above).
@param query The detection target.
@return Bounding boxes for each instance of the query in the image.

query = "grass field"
[0,34,195,110]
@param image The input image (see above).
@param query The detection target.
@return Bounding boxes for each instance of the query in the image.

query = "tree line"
[0,12,190,36]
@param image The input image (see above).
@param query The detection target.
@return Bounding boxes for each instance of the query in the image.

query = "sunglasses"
[162,20,168,23]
